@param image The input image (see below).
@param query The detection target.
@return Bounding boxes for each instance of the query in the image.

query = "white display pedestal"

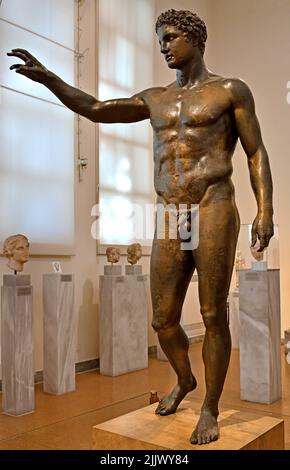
[125,265,142,275]
[228,290,240,349]
[104,265,122,276]
[1,274,34,415]
[99,268,148,376]
[239,269,281,404]
[252,260,268,271]
[43,273,75,394]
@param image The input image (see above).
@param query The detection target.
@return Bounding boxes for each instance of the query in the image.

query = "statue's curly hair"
[155,9,207,56]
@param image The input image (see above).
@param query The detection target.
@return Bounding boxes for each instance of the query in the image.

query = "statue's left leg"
[190,198,240,445]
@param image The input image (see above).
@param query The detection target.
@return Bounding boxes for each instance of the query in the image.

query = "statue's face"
[12,238,29,264]
[157,24,195,69]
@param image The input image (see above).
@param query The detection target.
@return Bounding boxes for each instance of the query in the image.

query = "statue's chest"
[151,89,229,129]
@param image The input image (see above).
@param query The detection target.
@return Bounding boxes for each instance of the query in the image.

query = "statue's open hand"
[7,49,48,83]
[251,212,274,252]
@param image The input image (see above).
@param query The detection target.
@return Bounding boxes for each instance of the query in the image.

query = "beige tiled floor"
[0,344,289,450]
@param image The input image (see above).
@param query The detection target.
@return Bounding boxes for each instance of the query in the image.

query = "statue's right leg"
[150,232,196,415]
[190,198,240,445]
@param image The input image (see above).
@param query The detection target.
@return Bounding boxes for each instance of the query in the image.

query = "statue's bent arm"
[228,78,274,248]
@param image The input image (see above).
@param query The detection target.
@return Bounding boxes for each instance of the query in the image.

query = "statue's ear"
[183,31,198,47]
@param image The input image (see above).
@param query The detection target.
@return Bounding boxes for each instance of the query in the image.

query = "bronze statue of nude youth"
[7,9,274,445]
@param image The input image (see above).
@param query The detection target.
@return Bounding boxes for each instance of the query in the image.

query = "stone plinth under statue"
[1,274,34,415]
[43,273,75,395]
[239,269,281,404]
[99,266,148,376]
[92,399,284,450]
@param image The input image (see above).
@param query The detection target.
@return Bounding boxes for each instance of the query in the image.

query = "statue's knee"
[201,305,228,331]
[201,307,218,330]
[151,318,162,332]
[152,317,167,332]
[152,311,176,332]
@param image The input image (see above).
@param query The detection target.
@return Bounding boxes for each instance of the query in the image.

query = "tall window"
[98,0,155,246]
[0,0,75,254]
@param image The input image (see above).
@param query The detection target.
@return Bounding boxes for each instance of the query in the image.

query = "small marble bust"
[250,241,264,262]
[3,234,30,273]
[127,243,142,265]
[106,246,121,265]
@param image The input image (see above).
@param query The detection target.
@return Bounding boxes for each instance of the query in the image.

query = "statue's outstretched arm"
[7,48,150,124]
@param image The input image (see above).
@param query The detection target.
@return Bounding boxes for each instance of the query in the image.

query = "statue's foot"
[190,410,219,445]
[155,375,197,416]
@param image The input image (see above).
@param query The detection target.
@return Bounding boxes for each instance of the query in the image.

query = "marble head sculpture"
[106,246,121,264]
[250,241,265,262]
[3,234,30,273]
[127,243,142,265]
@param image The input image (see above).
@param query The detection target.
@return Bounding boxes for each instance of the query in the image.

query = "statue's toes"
[209,430,219,442]
[155,401,165,414]
[190,430,198,445]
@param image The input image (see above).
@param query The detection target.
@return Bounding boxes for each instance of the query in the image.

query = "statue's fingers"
[9,63,23,70]
[257,235,267,251]
[263,233,272,249]
[251,228,257,247]
[14,65,30,75]
[8,51,38,67]
[7,51,28,61]
[10,48,36,60]
[7,52,28,62]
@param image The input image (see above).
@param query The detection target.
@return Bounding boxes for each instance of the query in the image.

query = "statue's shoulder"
[202,74,248,92]
[220,77,254,104]
[136,86,168,101]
